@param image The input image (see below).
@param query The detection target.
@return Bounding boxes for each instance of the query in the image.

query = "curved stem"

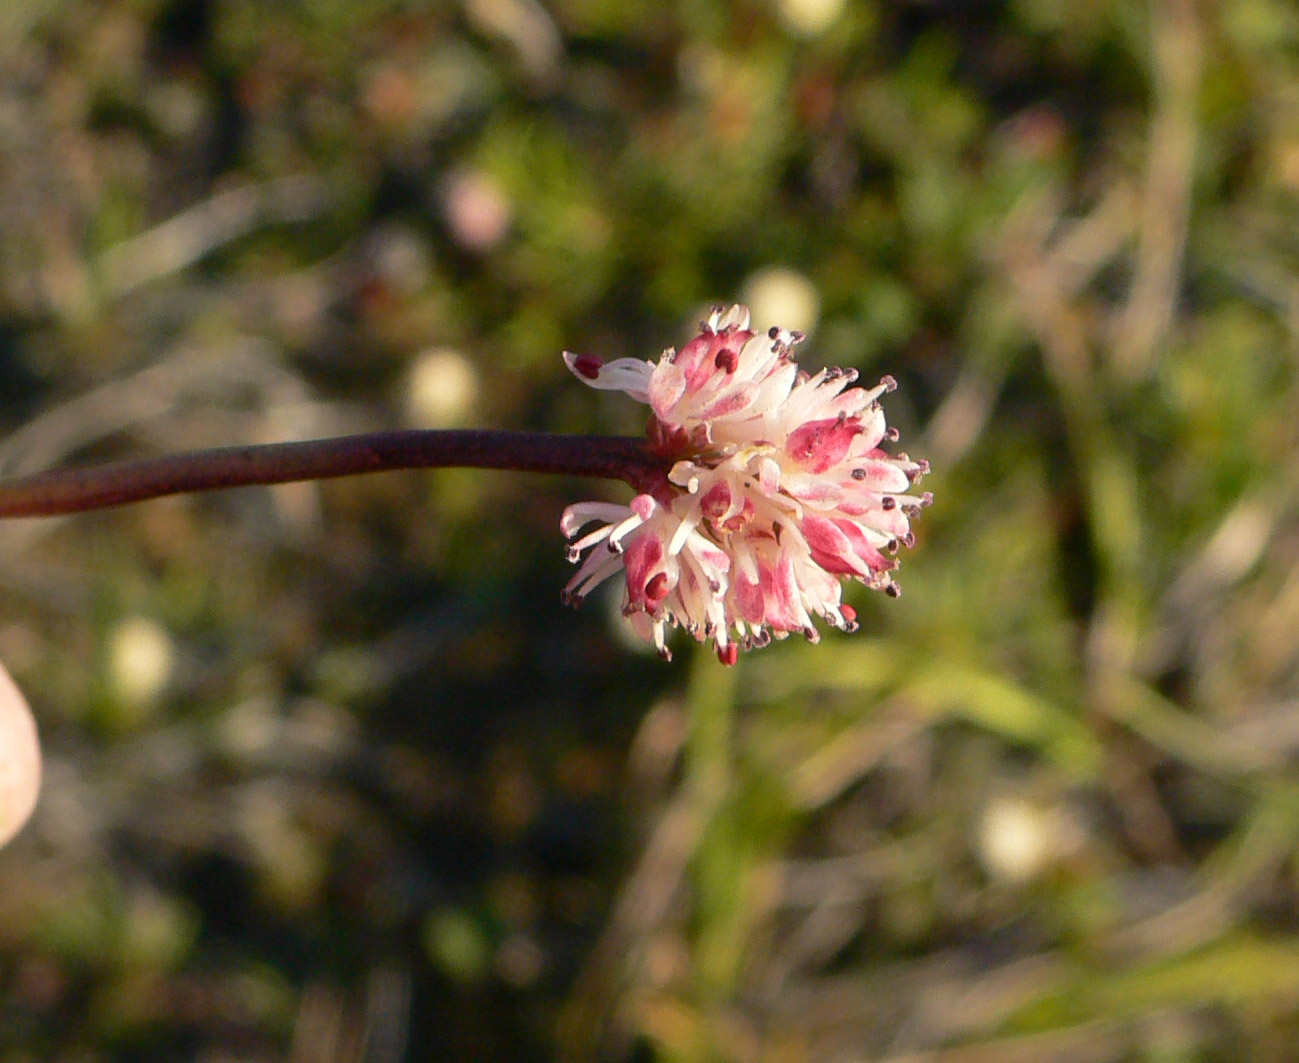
[0,429,659,519]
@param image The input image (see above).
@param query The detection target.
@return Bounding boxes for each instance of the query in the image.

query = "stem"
[0,429,660,519]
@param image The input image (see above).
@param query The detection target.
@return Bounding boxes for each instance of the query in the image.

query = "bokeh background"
[3,0,1299,1060]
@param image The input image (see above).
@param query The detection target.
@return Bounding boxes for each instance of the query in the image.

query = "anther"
[572,354,603,380]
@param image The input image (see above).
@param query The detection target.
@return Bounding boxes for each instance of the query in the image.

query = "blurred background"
[3,0,1299,1060]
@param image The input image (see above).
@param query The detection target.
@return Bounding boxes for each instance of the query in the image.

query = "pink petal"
[0,660,41,848]
[785,417,860,474]
[648,363,688,421]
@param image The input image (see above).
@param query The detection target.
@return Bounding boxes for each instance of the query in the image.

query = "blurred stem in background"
[684,655,739,1005]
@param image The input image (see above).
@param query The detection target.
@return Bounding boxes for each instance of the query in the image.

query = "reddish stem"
[0,430,660,518]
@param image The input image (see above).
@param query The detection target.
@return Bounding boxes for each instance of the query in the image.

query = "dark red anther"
[715,348,739,373]
[645,572,670,602]
[572,354,603,380]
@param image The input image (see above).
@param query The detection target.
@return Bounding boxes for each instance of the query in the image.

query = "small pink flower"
[0,660,40,848]
[561,305,930,663]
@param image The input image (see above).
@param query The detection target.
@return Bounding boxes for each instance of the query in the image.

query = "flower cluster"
[560,305,931,664]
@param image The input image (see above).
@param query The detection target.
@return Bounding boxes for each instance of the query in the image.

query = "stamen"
[572,354,603,380]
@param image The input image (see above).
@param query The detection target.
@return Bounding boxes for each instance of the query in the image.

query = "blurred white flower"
[978,795,1084,885]
[368,223,432,296]
[561,304,930,663]
[404,347,481,428]
[775,0,847,38]
[107,616,175,716]
[440,168,513,252]
[741,267,822,338]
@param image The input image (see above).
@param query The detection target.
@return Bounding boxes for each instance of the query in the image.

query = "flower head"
[561,305,931,663]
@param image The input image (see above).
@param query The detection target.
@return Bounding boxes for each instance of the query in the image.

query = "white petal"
[561,502,633,537]
[563,353,655,402]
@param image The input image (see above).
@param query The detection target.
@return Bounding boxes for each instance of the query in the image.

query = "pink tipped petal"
[629,494,658,521]
[800,514,864,576]
[782,473,844,507]
[756,457,782,495]
[561,501,637,537]
[697,382,760,421]
[733,567,766,623]
[649,362,688,419]
[785,417,860,474]
[623,533,668,608]
[849,458,912,493]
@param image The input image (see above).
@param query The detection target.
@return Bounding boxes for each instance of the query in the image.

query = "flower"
[561,304,930,664]
[0,659,41,848]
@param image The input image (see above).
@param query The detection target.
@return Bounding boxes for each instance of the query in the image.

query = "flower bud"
[0,661,40,847]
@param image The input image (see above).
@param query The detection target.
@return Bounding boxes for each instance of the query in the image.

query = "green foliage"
[5,1,1299,1061]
